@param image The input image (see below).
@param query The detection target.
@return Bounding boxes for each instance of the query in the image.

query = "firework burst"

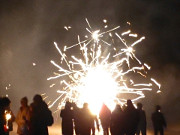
[47,19,160,114]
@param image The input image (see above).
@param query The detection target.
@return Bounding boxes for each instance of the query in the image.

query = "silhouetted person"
[0,97,5,135]
[29,94,53,135]
[60,101,74,135]
[99,103,111,135]
[71,103,82,135]
[0,97,15,135]
[16,97,30,135]
[81,103,99,135]
[136,103,146,135]
[151,105,167,135]
[124,99,139,135]
[110,104,124,135]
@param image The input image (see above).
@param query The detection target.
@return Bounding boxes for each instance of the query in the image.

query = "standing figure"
[72,103,82,135]
[0,97,15,135]
[136,103,146,135]
[0,97,5,135]
[151,105,167,135]
[110,104,124,135]
[81,103,99,135]
[124,99,139,135]
[29,94,53,135]
[16,97,30,135]
[99,103,111,135]
[60,101,74,135]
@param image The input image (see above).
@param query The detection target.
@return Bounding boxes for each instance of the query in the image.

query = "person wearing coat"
[29,94,53,135]
[152,105,167,135]
[60,101,74,135]
[16,97,30,135]
[0,97,15,135]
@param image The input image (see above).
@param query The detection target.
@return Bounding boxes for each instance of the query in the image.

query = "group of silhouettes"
[60,100,167,135]
[0,96,167,135]
[0,95,53,135]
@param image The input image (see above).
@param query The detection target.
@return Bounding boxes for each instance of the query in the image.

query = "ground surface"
[10,123,180,135]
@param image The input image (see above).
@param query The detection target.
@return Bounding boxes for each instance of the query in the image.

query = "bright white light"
[33,63,36,66]
[77,66,117,114]
[92,30,100,41]
[103,19,107,23]
[5,113,11,121]
[127,47,133,53]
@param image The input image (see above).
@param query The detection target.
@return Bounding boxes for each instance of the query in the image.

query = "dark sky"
[0,0,180,129]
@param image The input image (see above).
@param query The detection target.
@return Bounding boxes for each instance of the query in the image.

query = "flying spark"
[32,63,36,66]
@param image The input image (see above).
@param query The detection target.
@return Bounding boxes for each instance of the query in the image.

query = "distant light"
[103,19,107,23]
[33,63,36,66]
[127,22,131,25]
[64,26,71,31]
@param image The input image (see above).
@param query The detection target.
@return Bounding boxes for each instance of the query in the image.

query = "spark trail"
[47,19,160,114]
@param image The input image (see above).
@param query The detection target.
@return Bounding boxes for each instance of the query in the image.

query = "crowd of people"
[0,95,53,135]
[60,100,167,135]
[0,96,167,135]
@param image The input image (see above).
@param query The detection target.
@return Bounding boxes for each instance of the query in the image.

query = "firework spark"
[47,19,160,114]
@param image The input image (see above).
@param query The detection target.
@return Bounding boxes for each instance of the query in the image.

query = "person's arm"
[151,113,155,127]
[10,110,15,122]
[162,113,167,128]
[15,110,21,124]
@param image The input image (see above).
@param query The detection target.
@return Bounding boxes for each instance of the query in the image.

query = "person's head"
[127,99,133,106]
[137,103,143,110]
[155,105,161,112]
[1,97,11,109]
[122,104,126,111]
[115,104,122,111]
[65,101,71,109]
[83,103,88,109]
[33,94,43,104]
[21,97,28,107]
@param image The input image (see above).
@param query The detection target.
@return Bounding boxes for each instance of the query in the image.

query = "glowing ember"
[47,19,161,114]
[5,113,11,121]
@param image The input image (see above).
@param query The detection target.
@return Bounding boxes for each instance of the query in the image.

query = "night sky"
[0,0,180,132]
